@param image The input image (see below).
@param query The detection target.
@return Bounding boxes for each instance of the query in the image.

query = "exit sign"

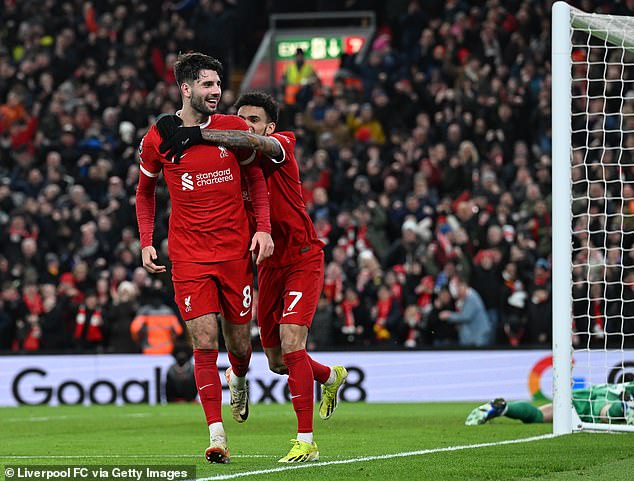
[276,37,344,60]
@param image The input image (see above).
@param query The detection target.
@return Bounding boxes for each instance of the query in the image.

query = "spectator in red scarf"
[415,274,435,311]
[323,262,344,304]
[373,285,401,342]
[500,262,528,346]
[337,287,371,346]
[403,305,421,348]
[73,290,105,351]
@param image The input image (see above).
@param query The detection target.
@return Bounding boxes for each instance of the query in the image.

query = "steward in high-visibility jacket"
[283,48,316,104]
[130,302,183,354]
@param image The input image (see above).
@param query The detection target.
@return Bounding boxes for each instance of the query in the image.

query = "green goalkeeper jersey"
[572,381,634,423]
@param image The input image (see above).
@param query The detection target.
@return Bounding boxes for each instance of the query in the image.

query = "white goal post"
[552,1,634,434]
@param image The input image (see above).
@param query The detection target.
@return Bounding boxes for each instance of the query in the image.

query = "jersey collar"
[175,110,212,129]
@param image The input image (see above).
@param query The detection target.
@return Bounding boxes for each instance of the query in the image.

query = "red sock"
[308,355,330,385]
[228,345,252,377]
[283,349,314,433]
[193,349,222,425]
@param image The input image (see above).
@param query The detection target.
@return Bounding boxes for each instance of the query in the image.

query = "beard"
[190,93,217,117]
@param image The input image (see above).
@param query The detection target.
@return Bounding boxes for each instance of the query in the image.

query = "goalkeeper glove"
[156,114,203,163]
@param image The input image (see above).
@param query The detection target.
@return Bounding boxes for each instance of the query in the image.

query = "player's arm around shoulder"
[199,129,283,163]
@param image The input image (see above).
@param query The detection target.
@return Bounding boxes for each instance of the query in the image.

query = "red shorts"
[257,250,324,348]
[171,256,254,323]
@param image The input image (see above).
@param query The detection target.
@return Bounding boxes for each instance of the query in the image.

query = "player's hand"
[250,231,274,265]
[156,113,182,139]
[141,246,166,274]
[159,124,203,164]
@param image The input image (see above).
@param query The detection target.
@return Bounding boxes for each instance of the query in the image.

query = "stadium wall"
[1,351,633,407]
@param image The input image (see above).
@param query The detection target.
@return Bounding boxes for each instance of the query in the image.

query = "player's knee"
[280,339,305,355]
[279,325,307,354]
[192,337,217,349]
[266,354,287,375]
[269,362,288,375]
[229,344,250,359]
[188,328,216,349]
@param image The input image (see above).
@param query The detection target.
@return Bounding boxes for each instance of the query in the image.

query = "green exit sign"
[276,37,343,60]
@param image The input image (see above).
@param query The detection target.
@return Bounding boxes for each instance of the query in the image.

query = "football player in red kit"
[157,91,347,463]
[135,54,274,464]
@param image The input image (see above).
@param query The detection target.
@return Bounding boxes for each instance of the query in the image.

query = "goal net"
[552,1,634,434]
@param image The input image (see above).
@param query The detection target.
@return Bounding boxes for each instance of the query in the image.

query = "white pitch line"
[4,413,153,422]
[195,434,558,481]
[0,434,557,473]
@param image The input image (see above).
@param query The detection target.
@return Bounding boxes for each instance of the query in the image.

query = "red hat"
[474,249,494,265]
[392,264,406,275]
[59,272,75,286]
[355,126,372,142]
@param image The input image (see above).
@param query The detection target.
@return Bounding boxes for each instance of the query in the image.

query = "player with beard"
[136,54,274,464]
[158,91,348,463]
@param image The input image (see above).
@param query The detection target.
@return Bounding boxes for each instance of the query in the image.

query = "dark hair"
[173,52,223,86]
[234,91,279,123]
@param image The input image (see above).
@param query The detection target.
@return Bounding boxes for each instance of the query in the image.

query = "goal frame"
[552,0,574,436]
[552,1,634,435]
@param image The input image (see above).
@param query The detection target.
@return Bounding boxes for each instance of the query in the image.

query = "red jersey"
[138,114,251,263]
[245,131,324,267]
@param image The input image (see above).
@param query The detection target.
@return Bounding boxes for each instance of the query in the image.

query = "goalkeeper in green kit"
[465,380,634,426]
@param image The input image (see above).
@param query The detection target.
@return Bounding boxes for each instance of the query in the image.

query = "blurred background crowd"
[0,0,631,354]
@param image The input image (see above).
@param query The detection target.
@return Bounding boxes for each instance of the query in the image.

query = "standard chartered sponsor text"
[196,168,233,186]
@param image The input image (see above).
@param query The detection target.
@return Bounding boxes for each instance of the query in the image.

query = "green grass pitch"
[1,402,634,481]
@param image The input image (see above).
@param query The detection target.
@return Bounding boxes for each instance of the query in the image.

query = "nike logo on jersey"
[282,311,298,317]
[240,309,251,317]
[182,138,190,146]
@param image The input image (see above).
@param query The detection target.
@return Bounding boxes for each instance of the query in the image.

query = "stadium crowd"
[0,0,629,353]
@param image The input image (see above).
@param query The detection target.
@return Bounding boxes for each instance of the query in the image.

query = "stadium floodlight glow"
[552,1,634,434]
